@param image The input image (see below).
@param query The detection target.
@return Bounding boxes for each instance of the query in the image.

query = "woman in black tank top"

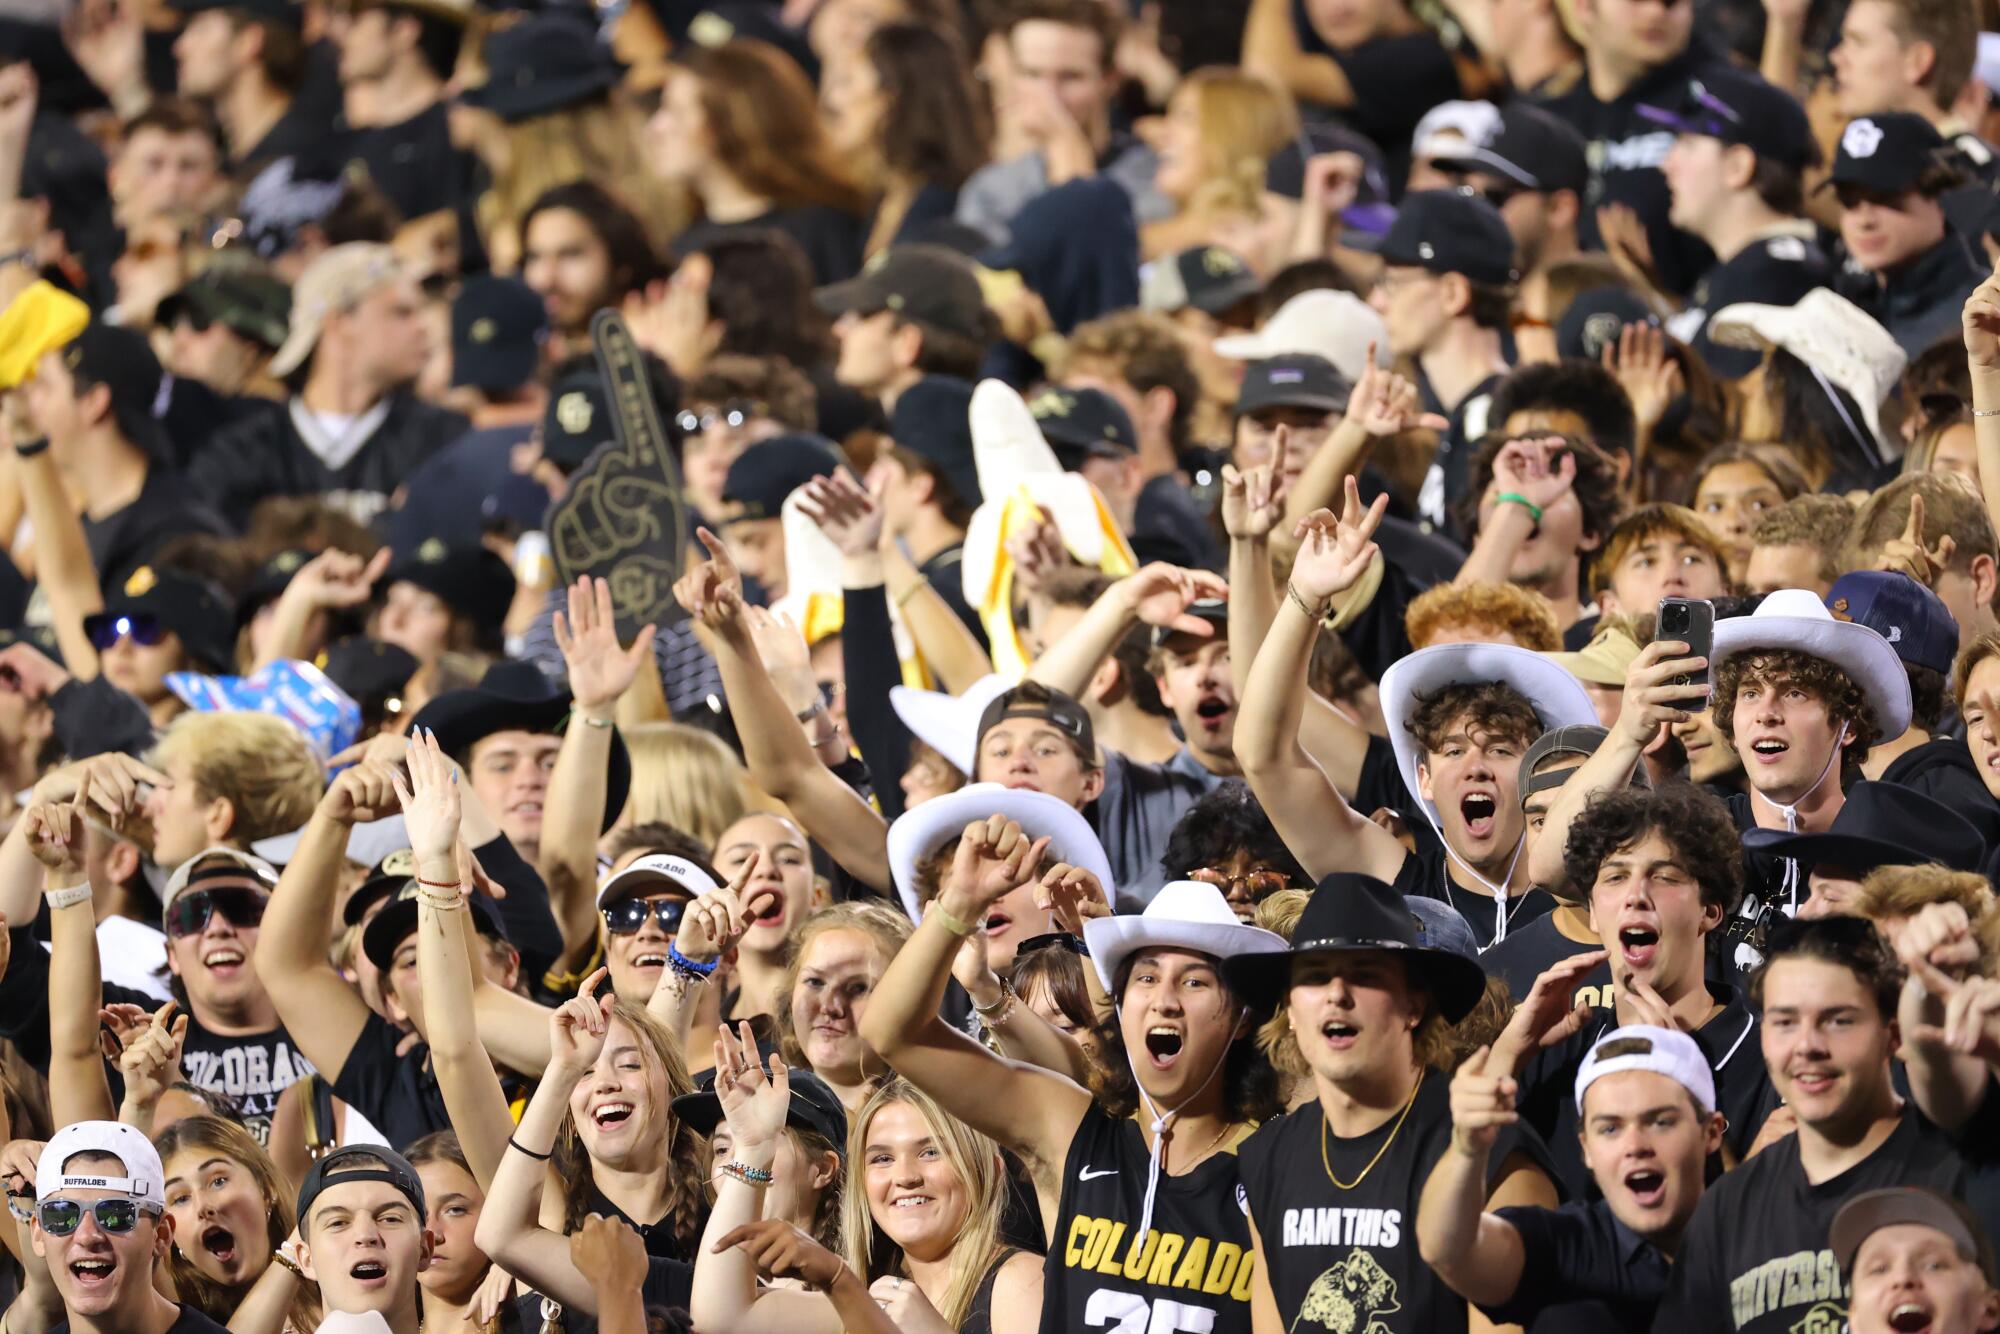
[859,823,1289,1334]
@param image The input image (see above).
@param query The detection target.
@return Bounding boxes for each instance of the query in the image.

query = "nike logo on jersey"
[1080,1167,1118,1181]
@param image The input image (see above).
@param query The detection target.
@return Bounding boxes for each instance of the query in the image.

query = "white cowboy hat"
[1084,880,1288,995]
[1380,642,1598,819]
[885,781,1113,923]
[1708,288,1907,453]
[889,673,1013,777]
[1711,587,1912,738]
[1211,289,1391,385]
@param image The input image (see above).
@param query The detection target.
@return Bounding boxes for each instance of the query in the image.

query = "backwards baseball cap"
[1827,113,1954,196]
[1519,722,1615,801]
[672,1065,848,1149]
[1374,188,1519,286]
[1827,570,1960,675]
[1638,68,1819,170]
[1832,1187,1997,1279]
[270,243,404,377]
[60,324,171,463]
[1430,102,1589,194]
[1028,386,1137,471]
[596,853,722,909]
[815,244,991,344]
[1574,1024,1715,1114]
[36,1122,164,1209]
[1235,353,1350,417]
[1140,246,1263,317]
[361,879,509,970]
[160,846,280,924]
[295,1146,425,1230]
[974,684,1095,764]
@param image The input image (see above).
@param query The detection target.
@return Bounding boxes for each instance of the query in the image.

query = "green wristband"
[1495,492,1543,523]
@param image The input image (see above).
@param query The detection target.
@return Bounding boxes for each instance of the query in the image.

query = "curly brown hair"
[1712,648,1880,762]
[1853,864,2000,967]
[1459,433,1624,556]
[1561,783,1743,913]
[1405,581,1563,652]
[1405,681,1543,756]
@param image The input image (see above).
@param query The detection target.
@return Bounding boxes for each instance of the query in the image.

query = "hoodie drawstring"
[1132,1009,1238,1246]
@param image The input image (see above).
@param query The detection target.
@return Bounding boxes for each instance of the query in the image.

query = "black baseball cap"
[1638,68,1820,170]
[88,565,236,671]
[722,434,841,520]
[296,1146,425,1231]
[538,354,679,474]
[1152,597,1226,649]
[975,684,1095,762]
[815,244,991,344]
[452,276,547,393]
[319,637,418,731]
[156,265,291,352]
[60,325,171,463]
[1557,287,1661,362]
[1430,103,1589,194]
[1028,386,1137,471]
[889,375,983,509]
[1827,113,1953,195]
[381,539,518,635]
[1374,189,1519,286]
[460,10,617,123]
[1235,353,1350,417]
[1266,124,1395,235]
[362,879,510,971]
[165,0,302,28]
[342,848,418,928]
[1142,246,1264,316]
[671,1066,848,1150]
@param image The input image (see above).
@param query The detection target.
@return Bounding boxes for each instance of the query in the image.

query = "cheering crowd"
[13,0,2000,1331]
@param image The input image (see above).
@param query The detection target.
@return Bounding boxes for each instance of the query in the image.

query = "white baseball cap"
[1573,1024,1715,1115]
[596,853,722,908]
[36,1121,165,1209]
[1210,289,1390,384]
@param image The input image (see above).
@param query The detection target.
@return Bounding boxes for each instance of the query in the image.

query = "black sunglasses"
[166,886,269,940]
[38,1198,151,1237]
[602,896,688,936]
[82,613,166,651]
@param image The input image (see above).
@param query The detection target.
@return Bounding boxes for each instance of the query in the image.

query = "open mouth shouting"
[1617,923,1660,971]
[1621,1166,1667,1210]
[591,1102,635,1131]
[631,949,670,972]
[348,1258,389,1288]
[1459,792,1497,840]
[1144,1025,1185,1070]
[201,1224,238,1266]
[68,1254,115,1289]
[1320,1019,1359,1052]
[1884,1300,1937,1333]
[748,888,786,929]
[1192,695,1233,733]
[982,909,1012,938]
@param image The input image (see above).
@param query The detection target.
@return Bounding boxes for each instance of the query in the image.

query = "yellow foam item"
[975,484,1135,677]
[0,283,90,390]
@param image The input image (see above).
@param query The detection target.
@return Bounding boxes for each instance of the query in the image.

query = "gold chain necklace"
[1319,1070,1424,1191]
[1154,1117,1239,1172]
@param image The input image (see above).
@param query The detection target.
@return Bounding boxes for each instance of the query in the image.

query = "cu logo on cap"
[557,392,594,435]
[1843,119,1885,159]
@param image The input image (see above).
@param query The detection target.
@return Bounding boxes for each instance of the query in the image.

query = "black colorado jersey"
[1042,1104,1259,1334]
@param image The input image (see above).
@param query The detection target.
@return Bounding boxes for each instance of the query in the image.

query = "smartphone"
[1655,597,1715,692]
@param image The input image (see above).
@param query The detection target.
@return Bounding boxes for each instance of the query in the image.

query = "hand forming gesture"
[673,529,746,634]
[116,1001,188,1123]
[939,816,1051,921]
[54,752,168,832]
[1448,1044,1521,1157]
[1601,322,1681,440]
[796,470,886,558]
[287,548,393,613]
[1288,475,1388,604]
[672,853,777,969]
[1963,253,2000,377]
[319,758,403,828]
[1220,462,1287,542]
[553,575,654,721]
[570,1213,650,1293]
[713,1218,849,1293]
[1347,344,1448,437]
[551,968,615,1074]
[21,802,81,876]
[1005,505,1072,596]
[391,728,461,873]
[1494,951,1608,1067]
[1036,861,1111,936]
[1872,492,1956,589]
[622,253,722,381]
[742,607,821,717]
[1489,435,1579,514]
[1613,638,1712,749]
[711,1019,791,1155]
[1904,955,2000,1066]
[1116,563,1229,636]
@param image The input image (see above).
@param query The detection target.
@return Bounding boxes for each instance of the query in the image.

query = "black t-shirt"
[331,1010,451,1148]
[1680,232,1834,380]
[1388,834,1558,951]
[1655,1107,1970,1332]
[578,1178,698,1263]
[1240,1070,1557,1333]
[1879,737,2000,861]
[1480,1198,1669,1332]
[1417,369,1504,542]
[673,205,867,286]
[345,101,479,222]
[1517,982,1775,1198]
[82,467,230,595]
[918,543,986,649]
[53,1301,231,1334]
[1479,911,1613,1009]
[1040,1104,1258,1334]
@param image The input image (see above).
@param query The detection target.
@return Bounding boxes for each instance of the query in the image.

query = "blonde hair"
[476,98,691,260]
[618,722,751,848]
[1171,68,1297,216]
[1855,864,2000,967]
[156,1116,321,1334]
[841,1078,1008,1330]
[773,902,913,1072]
[149,712,323,843]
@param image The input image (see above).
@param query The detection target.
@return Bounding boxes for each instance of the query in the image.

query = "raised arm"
[25,803,115,1124]
[674,530,891,890]
[252,549,388,672]
[1455,437,1578,590]
[647,858,769,1055]
[1281,351,1441,528]
[1963,260,2000,540]
[1894,910,1999,1134]
[1416,1045,1531,1307]
[1526,638,1707,890]
[1235,480,1407,882]
[856,816,1092,1215]
[1025,563,1228,699]
[0,753,170,927]
[1241,0,1357,107]
[113,1001,187,1134]
[12,418,102,680]
[402,731,514,1187]
[545,575,657,971]
[253,762,403,1080]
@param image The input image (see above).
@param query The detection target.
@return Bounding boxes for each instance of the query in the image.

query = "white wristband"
[44,883,90,910]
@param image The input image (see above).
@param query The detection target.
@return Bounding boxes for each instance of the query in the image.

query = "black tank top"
[1040,1104,1258,1334]
[961,1247,1022,1334]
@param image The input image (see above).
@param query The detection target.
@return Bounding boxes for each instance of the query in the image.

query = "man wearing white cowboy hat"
[1229,871,1559,1334]
[861,823,1287,1334]
[1237,482,1596,947]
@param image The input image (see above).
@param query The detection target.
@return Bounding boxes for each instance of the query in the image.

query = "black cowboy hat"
[1222,873,1489,1023]
[406,659,630,831]
[1743,780,1987,876]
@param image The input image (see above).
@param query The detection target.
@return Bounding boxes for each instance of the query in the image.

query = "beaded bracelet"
[668,942,719,977]
[719,1161,773,1185]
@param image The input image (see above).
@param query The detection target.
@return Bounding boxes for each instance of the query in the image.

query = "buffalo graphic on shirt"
[1291,1247,1400,1334]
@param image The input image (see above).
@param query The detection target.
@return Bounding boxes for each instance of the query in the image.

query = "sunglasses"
[38,1198,152,1237]
[82,613,166,651]
[1188,866,1292,902]
[166,886,269,940]
[602,896,687,936]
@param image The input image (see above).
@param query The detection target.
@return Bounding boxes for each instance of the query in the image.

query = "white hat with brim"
[886,781,1113,923]
[1211,289,1391,385]
[37,1121,164,1208]
[1084,880,1288,996]
[1381,643,1598,819]
[269,243,404,378]
[889,673,1013,777]
[597,853,722,908]
[1711,586,1912,738]
[1708,288,1907,451]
